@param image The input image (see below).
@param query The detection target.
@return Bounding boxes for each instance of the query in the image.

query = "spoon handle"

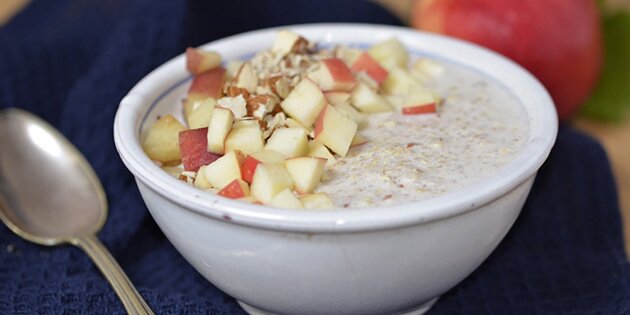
[73,235,155,315]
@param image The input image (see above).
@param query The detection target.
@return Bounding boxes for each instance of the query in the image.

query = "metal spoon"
[0,108,154,315]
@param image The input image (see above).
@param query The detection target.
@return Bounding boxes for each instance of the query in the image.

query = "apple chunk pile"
[141,30,444,209]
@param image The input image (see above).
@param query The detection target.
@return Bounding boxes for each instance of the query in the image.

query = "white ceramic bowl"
[114,24,557,315]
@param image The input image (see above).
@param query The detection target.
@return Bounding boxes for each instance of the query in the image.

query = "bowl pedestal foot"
[238,296,439,315]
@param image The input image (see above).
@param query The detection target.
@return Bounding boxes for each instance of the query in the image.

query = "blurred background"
[1,0,628,256]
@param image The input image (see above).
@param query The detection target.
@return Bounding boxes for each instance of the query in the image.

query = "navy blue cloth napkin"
[1,1,629,314]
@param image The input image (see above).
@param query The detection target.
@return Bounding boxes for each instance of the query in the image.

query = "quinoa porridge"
[141,30,528,209]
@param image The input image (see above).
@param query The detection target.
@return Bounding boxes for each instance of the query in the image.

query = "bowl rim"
[114,23,557,233]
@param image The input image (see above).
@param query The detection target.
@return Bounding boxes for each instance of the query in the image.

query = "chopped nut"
[291,37,309,54]
[178,173,193,185]
[266,75,291,99]
[224,86,250,98]
[217,95,248,118]
[246,94,278,118]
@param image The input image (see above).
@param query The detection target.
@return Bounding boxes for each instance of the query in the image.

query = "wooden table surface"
[2,0,630,257]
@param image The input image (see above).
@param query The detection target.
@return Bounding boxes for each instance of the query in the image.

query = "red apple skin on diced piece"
[314,105,358,157]
[186,47,222,74]
[241,150,285,184]
[316,58,357,92]
[402,91,438,115]
[218,179,250,199]
[188,67,226,99]
[179,127,221,171]
[241,156,260,184]
[351,52,389,84]
[402,103,436,115]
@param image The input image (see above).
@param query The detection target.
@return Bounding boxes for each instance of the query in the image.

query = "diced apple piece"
[250,163,294,203]
[324,91,351,105]
[314,105,358,157]
[265,128,309,158]
[203,150,245,189]
[354,71,380,91]
[225,61,243,81]
[241,149,286,184]
[382,67,423,96]
[351,133,368,147]
[334,102,366,129]
[401,90,438,115]
[217,95,247,119]
[280,79,327,127]
[184,68,225,119]
[337,47,363,66]
[205,107,234,154]
[186,47,222,74]
[350,83,392,113]
[233,62,258,93]
[193,165,212,189]
[224,124,264,154]
[179,127,221,171]
[268,188,303,209]
[300,193,335,209]
[412,58,445,79]
[218,178,250,199]
[183,94,207,119]
[186,98,216,129]
[368,38,409,70]
[310,58,357,92]
[385,95,404,111]
[143,115,185,163]
[350,52,388,84]
[285,157,326,194]
[284,118,311,134]
[162,164,184,178]
[271,30,308,57]
[233,119,259,129]
[308,141,336,165]
[187,67,226,99]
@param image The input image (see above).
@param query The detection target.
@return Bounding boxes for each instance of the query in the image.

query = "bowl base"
[238,297,439,315]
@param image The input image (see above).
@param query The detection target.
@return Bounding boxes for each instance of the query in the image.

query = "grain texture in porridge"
[317,62,528,208]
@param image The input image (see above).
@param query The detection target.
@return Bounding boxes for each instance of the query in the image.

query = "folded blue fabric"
[1,1,628,314]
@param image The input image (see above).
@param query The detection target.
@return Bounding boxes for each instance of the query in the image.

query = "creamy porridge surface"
[318,63,528,208]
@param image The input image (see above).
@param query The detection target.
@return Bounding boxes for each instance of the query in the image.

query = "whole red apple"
[412,0,603,121]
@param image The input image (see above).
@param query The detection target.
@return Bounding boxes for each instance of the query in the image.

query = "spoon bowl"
[0,108,106,244]
[0,108,153,314]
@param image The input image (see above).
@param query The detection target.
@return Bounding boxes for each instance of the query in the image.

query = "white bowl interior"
[114,23,557,233]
